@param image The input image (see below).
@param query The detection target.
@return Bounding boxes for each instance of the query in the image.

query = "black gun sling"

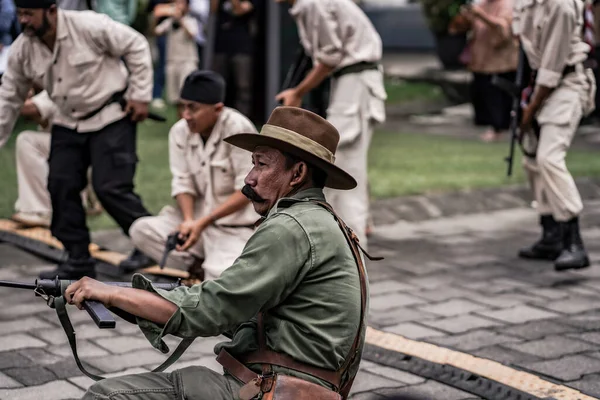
[53,279,195,381]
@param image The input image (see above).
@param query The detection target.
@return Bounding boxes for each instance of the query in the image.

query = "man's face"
[180,100,222,135]
[175,0,189,13]
[17,7,55,38]
[243,147,296,216]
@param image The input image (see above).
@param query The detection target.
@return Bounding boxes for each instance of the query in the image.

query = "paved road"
[0,199,599,399]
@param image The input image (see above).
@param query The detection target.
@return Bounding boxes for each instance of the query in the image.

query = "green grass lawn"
[385,79,444,104]
[2,96,600,231]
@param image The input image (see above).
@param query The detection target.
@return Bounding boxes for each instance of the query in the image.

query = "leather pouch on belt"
[259,374,341,400]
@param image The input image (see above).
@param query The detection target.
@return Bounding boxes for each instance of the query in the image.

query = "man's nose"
[244,170,257,186]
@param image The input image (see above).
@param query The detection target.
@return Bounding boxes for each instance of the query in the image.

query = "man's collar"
[56,9,67,41]
[265,187,326,219]
[289,0,309,17]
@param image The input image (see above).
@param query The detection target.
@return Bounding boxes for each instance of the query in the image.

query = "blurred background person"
[210,0,258,119]
[450,0,519,142]
[155,0,200,106]
[149,0,172,110]
[189,0,210,64]
[94,0,138,26]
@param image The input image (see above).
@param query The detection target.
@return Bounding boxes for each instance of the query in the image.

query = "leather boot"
[518,214,562,260]
[555,216,590,271]
[39,257,96,280]
[119,249,154,273]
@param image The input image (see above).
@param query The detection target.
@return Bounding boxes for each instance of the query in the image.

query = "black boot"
[39,257,96,280]
[555,216,590,271]
[518,214,563,260]
[119,249,154,272]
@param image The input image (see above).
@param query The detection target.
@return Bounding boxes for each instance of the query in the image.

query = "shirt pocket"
[210,158,234,197]
[68,50,97,81]
[537,87,581,126]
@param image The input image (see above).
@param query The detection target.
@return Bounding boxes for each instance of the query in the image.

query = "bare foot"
[480,129,501,142]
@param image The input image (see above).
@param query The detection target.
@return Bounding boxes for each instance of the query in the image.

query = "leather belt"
[332,61,379,79]
[216,349,341,389]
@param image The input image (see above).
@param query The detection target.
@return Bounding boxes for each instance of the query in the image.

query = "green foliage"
[419,0,470,35]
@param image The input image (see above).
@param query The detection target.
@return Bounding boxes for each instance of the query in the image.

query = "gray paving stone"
[369,293,425,311]
[383,322,446,340]
[367,280,417,294]
[360,361,426,385]
[415,299,490,317]
[18,349,63,365]
[476,305,559,324]
[457,278,532,294]
[50,359,101,380]
[562,313,600,330]
[0,352,35,370]
[420,315,501,334]
[31,323,117,345]
[346,370,406,394]
[499,319,578,340]
[466,293,539,308]
[473,345,543,365]
[504,335,596,359]
[94,336,150,354]
[523,288,570,300]
[47,341,109,359]
[0,371,22,389]
[566,374,600,397]
[376,380,477,400]
[3,366,56,386]
[404,275,455,290]
[566,285,600,297]
[0,302,49,319]
[401,260,454,275]
[412,287,472,302]
[522,355,600,381]
[85,349,172,373]
[0,317,51,337]
[567,331,600,345]
[368,307,437,328]
[348,393,386,400]
[0,333,46,352]
[538,296,600,314]
[427,329,522,351]
[0,380,84,400]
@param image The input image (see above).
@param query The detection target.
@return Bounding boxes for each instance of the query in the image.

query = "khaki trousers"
[166,61,198,104]
[14,131,52,214]
[14,131,100,216]
[522,74,587,222]
[129,205,254,280]
[323,69,385,247]
[82,365,243,400]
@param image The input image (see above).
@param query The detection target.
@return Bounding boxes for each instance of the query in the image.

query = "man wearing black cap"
[0,0,154,279]
[120,70,258,280]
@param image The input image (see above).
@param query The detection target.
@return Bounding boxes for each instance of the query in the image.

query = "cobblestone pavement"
[1,198,600,399]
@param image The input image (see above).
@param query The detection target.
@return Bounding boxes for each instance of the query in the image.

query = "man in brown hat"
[66,106,370,400]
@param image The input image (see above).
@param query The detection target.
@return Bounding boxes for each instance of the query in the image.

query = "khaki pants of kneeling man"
[82,365,243,400]
[129,205,254,280]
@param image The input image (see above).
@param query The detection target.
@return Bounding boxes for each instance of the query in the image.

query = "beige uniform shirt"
[513,0,590,88]
[156,15,199,64]
[0,10,153,148]
[29,90,58,133]
[289,0,382,70]
[169,107,258,226]
[513,0,596,121]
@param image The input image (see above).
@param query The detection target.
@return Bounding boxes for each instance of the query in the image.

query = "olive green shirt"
[132,188,368,388]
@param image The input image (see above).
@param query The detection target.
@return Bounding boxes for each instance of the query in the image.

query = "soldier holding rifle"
[64,107,371,400]
[514,0,596,271]
[0,0,154,280]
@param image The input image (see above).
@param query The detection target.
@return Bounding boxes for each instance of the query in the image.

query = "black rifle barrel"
[0,280,37,290]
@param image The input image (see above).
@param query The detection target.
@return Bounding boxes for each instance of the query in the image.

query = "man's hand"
[124,100,149,122]
[520,104,535,133]
[177,219,197,244]
[178,216,211,251]
[65,277,119,310]
[275,88,302,107]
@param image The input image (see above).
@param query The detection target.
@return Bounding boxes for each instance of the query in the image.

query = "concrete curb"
[370,177,600,226]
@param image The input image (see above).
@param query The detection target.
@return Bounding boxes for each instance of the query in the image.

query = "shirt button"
[72,108,76,112]
[57,78,62,82]
[63,96,67,100]
[201,162,206,166]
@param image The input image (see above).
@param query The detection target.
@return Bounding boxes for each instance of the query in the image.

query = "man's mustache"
[242,185,266,203]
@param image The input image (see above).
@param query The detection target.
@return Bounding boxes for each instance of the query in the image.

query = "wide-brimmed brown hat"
[224,106,357,190]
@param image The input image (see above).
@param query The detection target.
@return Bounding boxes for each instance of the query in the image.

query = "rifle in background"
[491,45,537,177]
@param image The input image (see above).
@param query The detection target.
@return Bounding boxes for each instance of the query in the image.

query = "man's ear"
[290,161,309,187]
